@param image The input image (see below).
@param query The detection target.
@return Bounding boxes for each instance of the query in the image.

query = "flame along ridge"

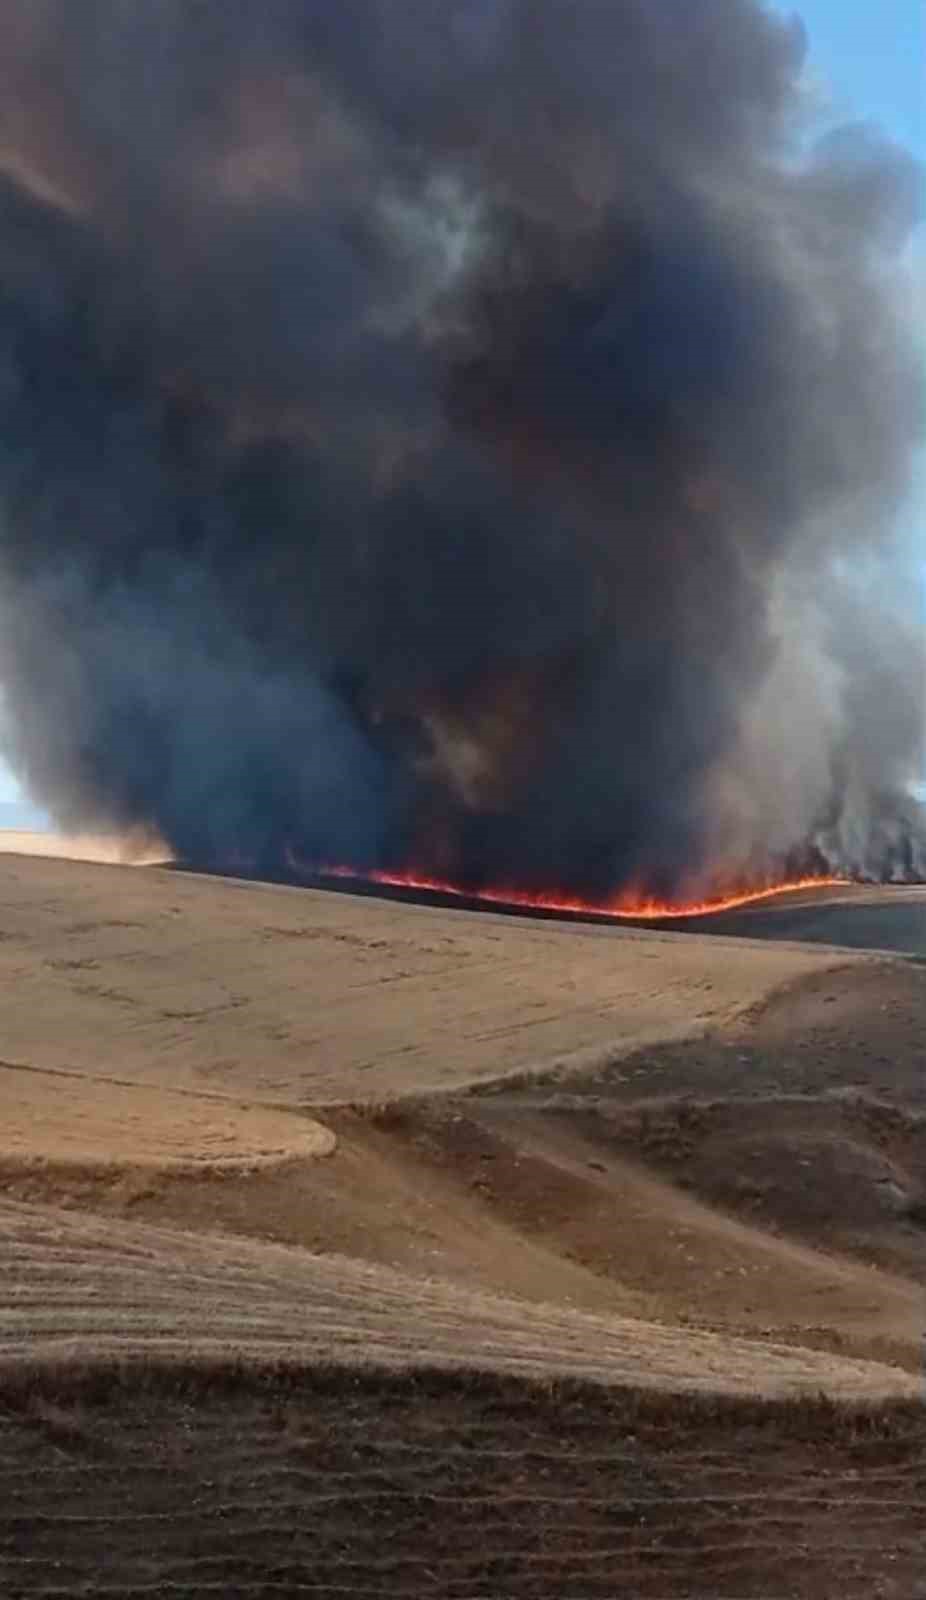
[318,866,851,920]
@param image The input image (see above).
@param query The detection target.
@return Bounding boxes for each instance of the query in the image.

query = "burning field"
[0,2,925,1595]
[0,0,923,904]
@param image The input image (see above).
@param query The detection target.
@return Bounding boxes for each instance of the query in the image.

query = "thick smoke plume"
[0,0,923,898]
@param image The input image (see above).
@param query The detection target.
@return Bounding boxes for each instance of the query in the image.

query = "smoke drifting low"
[0,0,923,898]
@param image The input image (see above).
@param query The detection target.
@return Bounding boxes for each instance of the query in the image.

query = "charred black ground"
[0,1,923,898]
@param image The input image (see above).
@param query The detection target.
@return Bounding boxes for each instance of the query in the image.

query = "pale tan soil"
[360,1101,924,1368]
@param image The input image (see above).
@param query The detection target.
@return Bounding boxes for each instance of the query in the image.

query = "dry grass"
[0,1062,334,1169]
[2,1198,917,1402]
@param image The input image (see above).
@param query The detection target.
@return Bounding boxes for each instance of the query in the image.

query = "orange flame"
[317,864,850,921]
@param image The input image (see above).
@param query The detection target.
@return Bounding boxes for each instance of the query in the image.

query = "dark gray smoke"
[0,1,923,898]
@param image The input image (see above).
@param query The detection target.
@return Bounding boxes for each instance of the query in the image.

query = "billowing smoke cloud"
[0,0,923,898]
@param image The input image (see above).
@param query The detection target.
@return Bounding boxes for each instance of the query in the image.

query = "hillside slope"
[0,853,923,1597]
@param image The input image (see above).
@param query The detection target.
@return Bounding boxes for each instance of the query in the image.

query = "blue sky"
[788,4,924,807]
[786,1,925,599]
[1,2,924,816]
[782,0,923,156]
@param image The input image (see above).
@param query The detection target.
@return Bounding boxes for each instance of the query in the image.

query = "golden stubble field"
[0,842,924,1598]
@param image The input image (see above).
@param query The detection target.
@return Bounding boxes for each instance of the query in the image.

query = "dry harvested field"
[0,852,875,1105]
[0,842,924,1596]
